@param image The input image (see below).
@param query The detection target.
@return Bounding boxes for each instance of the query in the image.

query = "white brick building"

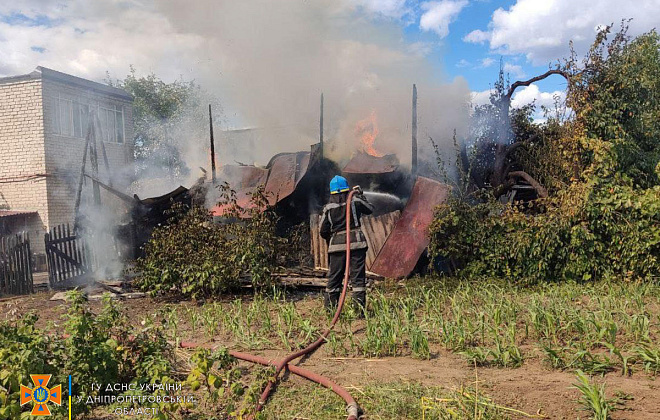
[0,67,134,265]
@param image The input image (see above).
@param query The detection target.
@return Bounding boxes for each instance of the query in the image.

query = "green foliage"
[431,27,660,284]
[571,25,660,188]
[573,370,617,420]
[135,183,284,299]
[0,291,175,419]
[430,181,660,283]
[107,68,220,178]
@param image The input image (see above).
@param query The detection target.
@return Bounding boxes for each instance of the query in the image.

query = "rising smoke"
[151,0,471,174]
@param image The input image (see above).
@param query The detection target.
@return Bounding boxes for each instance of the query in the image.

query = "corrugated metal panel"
[310,210,401,271]
[370,177,450,279]
[211,151,311,216]
[264,152,310,205]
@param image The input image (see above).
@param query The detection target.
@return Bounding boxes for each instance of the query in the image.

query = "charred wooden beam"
[209,104,217,184]
[412,84,418,178]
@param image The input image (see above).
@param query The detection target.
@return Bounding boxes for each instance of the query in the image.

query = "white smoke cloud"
[1,0,470,173]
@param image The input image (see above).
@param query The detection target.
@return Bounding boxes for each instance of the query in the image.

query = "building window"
[52,96,89,139]
[51,97,125,144]
[98,105,125,144]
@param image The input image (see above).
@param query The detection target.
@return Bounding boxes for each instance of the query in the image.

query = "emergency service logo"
[20,374,62,416]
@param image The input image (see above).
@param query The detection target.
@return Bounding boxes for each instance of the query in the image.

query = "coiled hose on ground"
[181,189,360,420]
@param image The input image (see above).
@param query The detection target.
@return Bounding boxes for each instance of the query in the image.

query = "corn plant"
[634,345,660,375]
[573,370,616,420]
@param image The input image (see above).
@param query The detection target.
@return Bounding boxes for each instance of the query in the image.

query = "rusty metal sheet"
[342,152,399,174]
[264,152,310,205]
[211,151,311,216]
[370,177,450,279]
[218,165,268,190]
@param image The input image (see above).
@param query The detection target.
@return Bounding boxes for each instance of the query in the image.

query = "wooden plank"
[361,211,400,269]
[1,237,7,293]
[54,226,64,284]
[15,235,24,294]
[25,234,33,294]
[65,224,75,277]
[8,236,16,294]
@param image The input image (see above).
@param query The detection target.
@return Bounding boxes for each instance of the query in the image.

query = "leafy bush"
[136,183,285,299]
[430,27,660,284]
[0,291,175,419]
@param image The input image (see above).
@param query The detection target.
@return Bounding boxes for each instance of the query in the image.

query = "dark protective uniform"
[320,193,374,312]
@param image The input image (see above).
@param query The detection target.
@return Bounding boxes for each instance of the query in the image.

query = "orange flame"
[355,110,383,157]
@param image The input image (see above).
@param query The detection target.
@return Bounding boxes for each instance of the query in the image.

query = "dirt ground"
[4,291,660,420]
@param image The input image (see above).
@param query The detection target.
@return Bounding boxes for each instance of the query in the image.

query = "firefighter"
[320,175,374,316]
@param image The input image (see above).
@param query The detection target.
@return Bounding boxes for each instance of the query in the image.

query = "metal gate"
[44,224,91,288]
[0,233,33,295]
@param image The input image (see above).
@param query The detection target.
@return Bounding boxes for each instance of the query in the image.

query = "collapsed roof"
[211,149,314,216]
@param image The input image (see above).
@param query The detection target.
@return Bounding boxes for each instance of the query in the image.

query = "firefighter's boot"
[352,289,367,318]
[324,291,340,311]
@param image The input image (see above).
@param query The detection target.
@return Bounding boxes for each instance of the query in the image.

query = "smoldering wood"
[74,118,93,226]
[320,93,324,160]
[488,68,571,197]
[209,104,217,184]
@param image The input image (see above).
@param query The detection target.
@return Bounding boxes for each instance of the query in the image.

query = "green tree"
[430,25,660,283]
[107,68,220,179]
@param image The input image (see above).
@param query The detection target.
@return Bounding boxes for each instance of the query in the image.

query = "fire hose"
[181,189,360,419]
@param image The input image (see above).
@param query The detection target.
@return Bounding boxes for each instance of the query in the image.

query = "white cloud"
[463,29,489,43]
[420,0,468,38]
[479,57,495,68]
[471,85,567,121]
[503,62,525,79]
[456,58,470,68]
[511,84,568,121]
[352,0,410,18]
[464,0,660,65]
[471,89,492,106]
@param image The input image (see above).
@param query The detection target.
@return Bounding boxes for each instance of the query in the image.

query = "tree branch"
[504,69,570,101]
[508,171,548,198]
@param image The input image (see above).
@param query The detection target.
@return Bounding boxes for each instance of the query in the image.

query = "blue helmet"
[329,175,350,194]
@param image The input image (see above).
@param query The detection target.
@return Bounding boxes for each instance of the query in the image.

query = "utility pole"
[209,104,217,184]
[90,112,102,205]
[412,84,418,178]
[319,93,324,160]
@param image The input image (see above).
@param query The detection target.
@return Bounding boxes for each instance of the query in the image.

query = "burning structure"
[0,64,448,286]
[209,86,448,279]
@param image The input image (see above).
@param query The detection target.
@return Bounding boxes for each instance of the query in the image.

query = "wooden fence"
[45,224,92,288]
[310,210,401,271]
[0,233,33,295]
